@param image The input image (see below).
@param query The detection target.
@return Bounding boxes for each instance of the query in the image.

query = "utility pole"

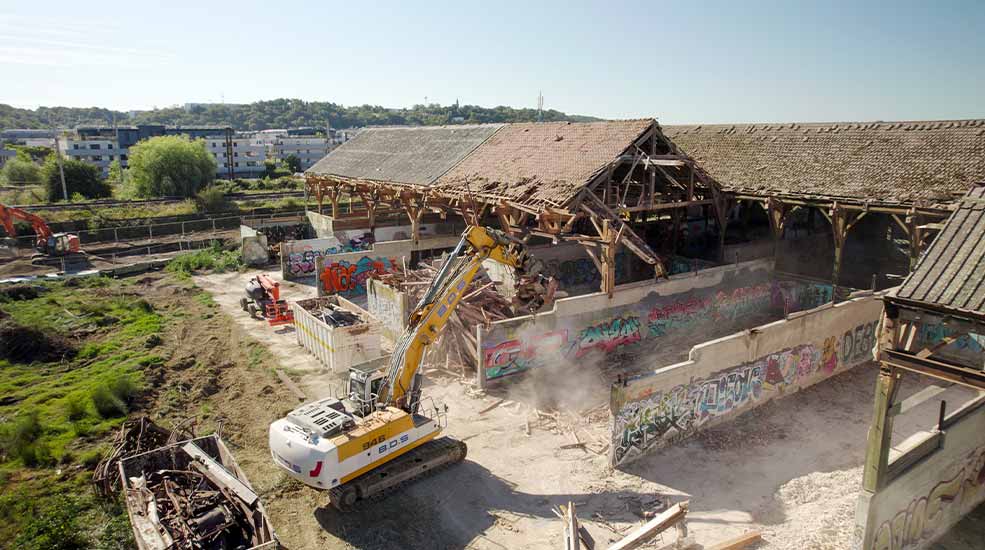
[53,132,68,201]
[224,127,234,180]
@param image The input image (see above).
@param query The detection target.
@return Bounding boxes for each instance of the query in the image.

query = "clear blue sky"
[2,0,983,123]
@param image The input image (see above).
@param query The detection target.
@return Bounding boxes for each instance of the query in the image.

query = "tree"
[0,156,42,186]
[283,154,302,173]
[127,135,216,198]
[106,159,127,186]
[41,156,110,201]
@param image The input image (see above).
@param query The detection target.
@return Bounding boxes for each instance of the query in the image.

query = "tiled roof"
[307,124,502,186]
[663,120,985,205]
[896,185,985,316]
[434,120,654,208]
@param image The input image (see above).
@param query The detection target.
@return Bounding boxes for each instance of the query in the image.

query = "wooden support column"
[712,189,734,262]
[766,197,791,256]
[828,202,867,290]
[358,187,381,234]
[600,219,622,297]
[862,365,902,492]
[325,183,343,218]
[403,193,427,244]
[907,208,921,270]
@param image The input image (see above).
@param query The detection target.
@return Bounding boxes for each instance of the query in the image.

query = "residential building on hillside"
[1,129,57,147]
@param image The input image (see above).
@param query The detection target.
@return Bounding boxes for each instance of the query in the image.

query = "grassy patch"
[0,277,168,546]
[166,243,243,279]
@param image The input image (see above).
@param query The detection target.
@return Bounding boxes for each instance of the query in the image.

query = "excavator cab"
[39,233,80,256]
[345,357,390,417]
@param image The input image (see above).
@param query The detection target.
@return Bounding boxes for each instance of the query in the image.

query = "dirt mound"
[0,284,45,302]
[0,320,75,363]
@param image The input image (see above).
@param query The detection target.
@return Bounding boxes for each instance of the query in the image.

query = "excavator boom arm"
[0,204,54,240]
[379,226,528,408]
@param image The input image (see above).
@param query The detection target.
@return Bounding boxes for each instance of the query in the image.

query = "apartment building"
[204,134,266,178]
[60,135,121,176]
[58,125,239,178]
[260,127,353,171]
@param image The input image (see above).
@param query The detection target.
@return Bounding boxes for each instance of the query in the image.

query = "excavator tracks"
[328,436,467,511]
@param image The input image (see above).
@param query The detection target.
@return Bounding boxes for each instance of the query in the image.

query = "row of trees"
[1,99,599,131]
[2,136,224,201]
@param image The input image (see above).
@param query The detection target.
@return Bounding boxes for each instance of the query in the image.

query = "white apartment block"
[60,138,123,177]
[205,135,266,178]
[269,136,330,171]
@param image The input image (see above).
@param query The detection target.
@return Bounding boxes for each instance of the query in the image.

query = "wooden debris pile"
[121,435,276,550]
[371,262,517,373]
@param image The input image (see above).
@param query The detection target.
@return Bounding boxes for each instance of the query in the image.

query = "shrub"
[166,243,242,277]
[0,410,42,462]
[194,186,232,213]
[41,156,111,202]
[128,135,216,198]
[64,394,88,421]
[0,411,54,467]
[0,157,42,186]
[91,375,140,418]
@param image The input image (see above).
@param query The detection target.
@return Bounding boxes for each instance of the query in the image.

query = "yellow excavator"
[269,226,540,510]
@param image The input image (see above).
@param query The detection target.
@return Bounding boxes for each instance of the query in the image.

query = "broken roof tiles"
[434,119,653,208]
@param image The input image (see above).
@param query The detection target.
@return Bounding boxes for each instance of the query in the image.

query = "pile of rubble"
[372,263,518,373]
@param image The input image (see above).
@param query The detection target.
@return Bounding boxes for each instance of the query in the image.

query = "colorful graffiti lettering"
[285,238,374,278]
[872,447,985,550]
[840,321,877,365]
[611,319,875,465]
[320,256,396,296]
[481,278,835,381]
[567,316,642,358]
[483,330,568,379]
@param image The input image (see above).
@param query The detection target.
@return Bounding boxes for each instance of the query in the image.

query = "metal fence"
[4,210,312,251]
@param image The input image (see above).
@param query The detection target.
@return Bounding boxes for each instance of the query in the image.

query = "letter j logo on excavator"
[309,461,323,477]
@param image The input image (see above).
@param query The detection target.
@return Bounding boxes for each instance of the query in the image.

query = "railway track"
[13,191,306,211]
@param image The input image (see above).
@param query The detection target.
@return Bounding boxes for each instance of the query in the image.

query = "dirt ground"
[191,268,980,550]
[0,228,239,279]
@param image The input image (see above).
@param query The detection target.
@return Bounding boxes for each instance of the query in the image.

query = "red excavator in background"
[241,274,294,326]
[0,203,81,259]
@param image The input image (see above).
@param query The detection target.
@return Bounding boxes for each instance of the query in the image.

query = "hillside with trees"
[0,99,601,131]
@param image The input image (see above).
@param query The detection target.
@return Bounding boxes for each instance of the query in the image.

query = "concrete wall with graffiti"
[477,259,834,384]
[303,235,462,298]
[609,291,881,467]
[854,397,985,550]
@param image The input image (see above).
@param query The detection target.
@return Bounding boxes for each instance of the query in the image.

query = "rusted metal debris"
[120,434,276,550]
[93,416,196,498]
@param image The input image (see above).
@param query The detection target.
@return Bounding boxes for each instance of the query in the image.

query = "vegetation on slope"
[1,99,601,131]
[0,277,167,548]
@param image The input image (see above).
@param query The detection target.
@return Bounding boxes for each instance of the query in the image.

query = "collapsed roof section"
[433,120,654,209]
[306,120,720,287]
[663,120,985,207]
